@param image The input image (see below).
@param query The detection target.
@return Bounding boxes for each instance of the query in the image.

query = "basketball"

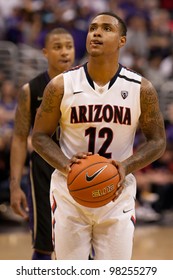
[67,154,120,208]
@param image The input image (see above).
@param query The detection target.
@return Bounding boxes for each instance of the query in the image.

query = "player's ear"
[42,48,48,58]
[119,36,126,49]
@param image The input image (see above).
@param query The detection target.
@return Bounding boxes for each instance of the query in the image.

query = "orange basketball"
[67,154,120,208]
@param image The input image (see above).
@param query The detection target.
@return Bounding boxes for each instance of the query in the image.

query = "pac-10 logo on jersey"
[121,91,128,99]
[92,184,115,198]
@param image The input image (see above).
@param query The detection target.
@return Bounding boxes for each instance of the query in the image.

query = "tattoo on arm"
[37,81,63,119]
[140,80,164,139]
[14,87,31,137]
[41,83,57,113]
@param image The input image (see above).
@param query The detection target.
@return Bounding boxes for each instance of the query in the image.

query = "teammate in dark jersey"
[10,28,75,260]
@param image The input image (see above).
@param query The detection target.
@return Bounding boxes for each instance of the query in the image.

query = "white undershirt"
[93,82,109,94]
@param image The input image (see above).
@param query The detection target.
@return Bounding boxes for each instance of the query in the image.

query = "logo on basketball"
[85,165,107,182]
[92,184,115,198]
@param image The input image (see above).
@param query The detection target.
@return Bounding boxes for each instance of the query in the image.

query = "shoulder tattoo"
[40,82,63,113]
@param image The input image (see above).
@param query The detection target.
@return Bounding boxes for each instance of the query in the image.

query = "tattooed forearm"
[14,87,31,137]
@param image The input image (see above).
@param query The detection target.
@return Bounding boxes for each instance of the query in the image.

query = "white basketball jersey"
[60,63,142,161]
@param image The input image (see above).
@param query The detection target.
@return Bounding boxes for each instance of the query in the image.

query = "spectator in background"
[0,79,18,204]
[160,49,173,80]
[0,79,17,137]
[119,11,149,72]
[148,8,172,59]
[123,12,149,57]
[4,6,25,44]
[0,0,22,18]
[143,51,166,91]
[160,0,173,16]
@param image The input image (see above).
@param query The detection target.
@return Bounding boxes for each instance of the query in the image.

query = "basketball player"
[10,28,75,260]
[32,12,166,260]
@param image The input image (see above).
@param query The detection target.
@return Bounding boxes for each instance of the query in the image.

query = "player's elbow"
[32,131,44,154]
[155,137,166,159]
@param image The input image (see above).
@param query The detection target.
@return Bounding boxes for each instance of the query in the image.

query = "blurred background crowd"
[0,0,173,224]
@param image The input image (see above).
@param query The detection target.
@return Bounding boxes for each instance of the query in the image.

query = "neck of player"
[87,57,119,87]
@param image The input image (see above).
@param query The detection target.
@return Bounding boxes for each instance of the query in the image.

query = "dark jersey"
[29,71,50,128]
[28,71,54,252]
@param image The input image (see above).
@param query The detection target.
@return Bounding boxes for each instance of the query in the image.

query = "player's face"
[43,34,75,74]
[86,15,126,57]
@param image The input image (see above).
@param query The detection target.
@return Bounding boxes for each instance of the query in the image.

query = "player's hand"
[112,184,124,201]
[10,187,29,220]
[68,152,92,172]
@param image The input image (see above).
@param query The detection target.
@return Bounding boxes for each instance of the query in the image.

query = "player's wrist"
[10,177,21,190]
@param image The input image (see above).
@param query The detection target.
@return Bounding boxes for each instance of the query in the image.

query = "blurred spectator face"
[0,0,22,18]
[0,79,17,128]
[150,9,171,33]
[128,15,147,31]
[43,33,75,74]
[0,80,17,103]
[145,0,160,10]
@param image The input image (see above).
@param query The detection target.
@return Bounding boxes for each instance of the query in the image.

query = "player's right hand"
[10,188,29,220]
[68,152,93,172]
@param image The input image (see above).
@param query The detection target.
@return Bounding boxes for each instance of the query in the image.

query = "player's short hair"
[95,12,127,36]
[44,28,73,46]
